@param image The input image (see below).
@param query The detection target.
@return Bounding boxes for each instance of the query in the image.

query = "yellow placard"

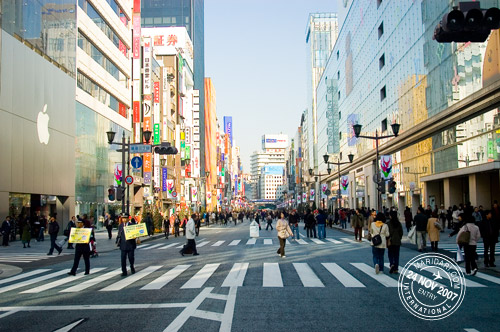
[68,228,92,244]
[124,223,148,240]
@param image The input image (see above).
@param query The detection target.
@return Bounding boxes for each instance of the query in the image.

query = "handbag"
[63,229,70,237]
[434,221,443,231]
[457,225,470,246]
[371,225,383,246]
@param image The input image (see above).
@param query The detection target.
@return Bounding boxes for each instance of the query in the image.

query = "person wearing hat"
[116,215,137,276]
[68,220,90,276]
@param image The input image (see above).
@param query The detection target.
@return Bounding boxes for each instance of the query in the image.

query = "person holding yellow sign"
[67,220,91,276]
[116,215,137,276]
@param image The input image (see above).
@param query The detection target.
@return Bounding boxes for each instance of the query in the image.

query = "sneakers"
[472,268,478,276]
[375,264,380,274]
[281,255,286,258]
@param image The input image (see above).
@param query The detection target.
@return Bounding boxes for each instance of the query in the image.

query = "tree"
[152,207,162,233]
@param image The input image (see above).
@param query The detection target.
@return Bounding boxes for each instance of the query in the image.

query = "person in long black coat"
[1,216,12,246]
[116,216,137,276]
[68,220,90,275]
[479,210,499,267]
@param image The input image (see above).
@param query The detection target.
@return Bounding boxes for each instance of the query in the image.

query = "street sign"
[130,144,152,154]
[131,156,143,169]
[172,191,178,198]
[125,175,134,185]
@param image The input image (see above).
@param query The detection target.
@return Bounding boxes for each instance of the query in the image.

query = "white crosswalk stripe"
[246,238,256,245]
[263,239,273,245]
[325,239,343,244]
[141,265,191,290]
[293,263,324,287]
[228,240,241,246]
[212,241,225,247]
[322,263,365,287]
[310,238,325,244]
[60,268,123,293]
[222,263,249,287]
[100,266,162,291]
[21,268,107,294]
[0,270,69,294]
[296,239,308,245]
[196,241,210,248]
[263,263,283,287]
[140,244,164,250]
[159,243,180,249]
[351,263,399,287]
[181,264,220,289]
[0,269,51,286]
[0,253,70,263]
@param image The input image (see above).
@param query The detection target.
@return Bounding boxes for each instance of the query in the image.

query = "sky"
[205,0,340,172]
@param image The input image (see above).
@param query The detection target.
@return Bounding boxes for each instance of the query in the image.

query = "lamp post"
[324,153,354,209]
[106,129,152,215]
[352,122,400,212]
[308,167,332,209]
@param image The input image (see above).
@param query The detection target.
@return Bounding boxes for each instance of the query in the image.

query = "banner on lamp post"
[321,184,328,199]
[380,155,393,180]
[310,189,315,201]
[341,175,349,195]
[166,180,175,199]
[191,187,198,202]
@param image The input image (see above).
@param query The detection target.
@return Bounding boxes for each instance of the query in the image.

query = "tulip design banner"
[380,155,393,180]
[341,175,349,195]
[303,193,307,203]
[207,192,212,205]
[114,164,123,186]
[321,183,328,199]
[191,187,198,202]
[166,180,175,199]
[310,189,315,201]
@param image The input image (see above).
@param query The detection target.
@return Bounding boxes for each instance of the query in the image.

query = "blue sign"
[264,166,283,175]
[131,156,143,169]
[162,168,168,192]
[223,116,233,145]
[144,172,151,185]
[130,144,152,154]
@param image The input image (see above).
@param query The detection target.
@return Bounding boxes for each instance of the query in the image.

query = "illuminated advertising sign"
[264,166,284,175]
[262,134,288,149]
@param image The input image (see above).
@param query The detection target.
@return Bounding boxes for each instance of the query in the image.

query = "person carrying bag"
[276,212,293,258]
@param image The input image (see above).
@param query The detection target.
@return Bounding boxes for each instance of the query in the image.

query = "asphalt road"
[0,220,499,332]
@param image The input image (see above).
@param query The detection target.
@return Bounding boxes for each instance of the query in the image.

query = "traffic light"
[388,181,397,194]
[434,3,500,43]
[108,187,115,201]
[116,186,125,201]
[154,142,178,155]
[377,181,386,194]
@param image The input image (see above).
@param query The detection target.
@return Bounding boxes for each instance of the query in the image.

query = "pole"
[338,163,341,209]
[121,132,126,215]
[375,130,381,212]
[127,136,131,216]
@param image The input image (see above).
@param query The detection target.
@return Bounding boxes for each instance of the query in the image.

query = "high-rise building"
[141,0,205,176]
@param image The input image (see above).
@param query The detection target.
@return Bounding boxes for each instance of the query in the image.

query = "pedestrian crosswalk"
[438,243,500,256]
[1,261,498,295]
[137,237,367,251]
[0,253,71,264]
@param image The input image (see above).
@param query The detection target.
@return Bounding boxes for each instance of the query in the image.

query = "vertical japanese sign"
[380,155,393,180]
[162,168,168,192]
[223,116,233,146]
[133,13,141,59]
[143,38,152,95]
[133,101,140,123]
[154,153,160,189]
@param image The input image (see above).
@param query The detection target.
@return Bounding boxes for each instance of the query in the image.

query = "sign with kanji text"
[124,223,148,240]
[68,228,92,244]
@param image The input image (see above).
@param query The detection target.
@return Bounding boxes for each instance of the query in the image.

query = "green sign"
[180,141,185,160]
[221,167,225,176]
[153,124,160,145]
[185,146,191,160]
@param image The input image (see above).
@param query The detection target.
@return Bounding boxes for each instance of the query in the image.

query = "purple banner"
[162,168,168,192]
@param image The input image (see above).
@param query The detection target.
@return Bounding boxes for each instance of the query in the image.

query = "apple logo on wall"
[37,104,50,144]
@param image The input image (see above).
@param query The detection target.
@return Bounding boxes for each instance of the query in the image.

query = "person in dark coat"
[404,207,413,233]
[47,217,63,255]
[68,220,90,275]
[163,216,170,239]
[104,214,113,240]
[1,216,12,246]
[116,216,137,276]
[21,217,31,248]
[414,207,428,252]
[479,210,499,267]
[66,216,76,249]
[388,211,403,274]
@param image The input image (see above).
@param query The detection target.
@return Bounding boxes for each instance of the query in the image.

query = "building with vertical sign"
[204,78,217,211]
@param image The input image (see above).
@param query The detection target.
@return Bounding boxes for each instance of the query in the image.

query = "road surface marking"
[181,264,220,289]
[325,238,343,244]
[322,263,365,287]
[53,319,86,332]
[159,243,179,249]
[310,238,325,244]
[351,263,398,287]
[296,239,308,245]
[0,269,51,286]
[246,238,256,245]
[424,266,485,287]
[100,266,162,291]
[60,268,123,293]
[0,270,68,294]
[263,263,283,287]
[222,263,249,287]
[141,265,191,290]
[263,239,273,245]
[212,241,225,247]
[196,241,210,248]
[140,244,163,250]
[459,267,500,285]
[21,268,106,294]
[228,240,241,246]
[340,237,359,243]
[136,244,151,249]
[293,263,324,287]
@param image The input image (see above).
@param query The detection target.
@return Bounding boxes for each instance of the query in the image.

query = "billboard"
[263,166,283,175]
[224,116,233,146]
[141,27,194,69]
[262,134,288,149]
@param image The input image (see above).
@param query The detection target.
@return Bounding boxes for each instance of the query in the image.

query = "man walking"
[104,214,114,239]
[414,207,429,252]
[351,209,365,242]
[1,216,12,246]
[316,210,327,239]
[180,214,199,256]
[289,210,300,240]
[47,217,63,255]
[479,210,499,267]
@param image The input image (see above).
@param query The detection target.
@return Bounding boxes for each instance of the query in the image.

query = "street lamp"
[324,153,354,209]
[106,129,152,216]
[353,122,400,212]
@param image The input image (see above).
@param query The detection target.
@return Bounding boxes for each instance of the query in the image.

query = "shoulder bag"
[371,225,383,246]
[278,220,289,239]
[457,225,470,246]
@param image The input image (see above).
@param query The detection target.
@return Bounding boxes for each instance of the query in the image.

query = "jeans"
[388,245,400,271]
[48,234,62,255]
[484,240,496,265]
[292,225,300,239]
[317,224,325,239]
[416,231,427,250]
[464,244,478,274]
[38,227,45,241]
[372,246,385,271]
[340,219,347,229]
[277,237,286,256]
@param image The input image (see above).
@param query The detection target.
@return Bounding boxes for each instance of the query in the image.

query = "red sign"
[133,101,140,123]
[133,0,141,13]
[167,34,178,46]
[133,13,141,59]
[154,35,164,46]
[154,82,160,103]
[125,175,134,185]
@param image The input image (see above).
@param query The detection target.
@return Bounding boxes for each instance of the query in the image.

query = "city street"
[0,221,499,332]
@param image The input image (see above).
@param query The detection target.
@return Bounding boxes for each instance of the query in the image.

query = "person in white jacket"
[456,216,481,275]
[179,214,199,256]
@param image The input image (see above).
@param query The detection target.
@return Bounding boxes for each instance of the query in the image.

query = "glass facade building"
[316,0,500,212]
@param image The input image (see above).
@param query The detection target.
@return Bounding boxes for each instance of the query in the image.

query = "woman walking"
[457,216,481,275]
[427,211,441,252]
[387,211,403,274]
[370,213,390,274]
[276,212,293,258]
